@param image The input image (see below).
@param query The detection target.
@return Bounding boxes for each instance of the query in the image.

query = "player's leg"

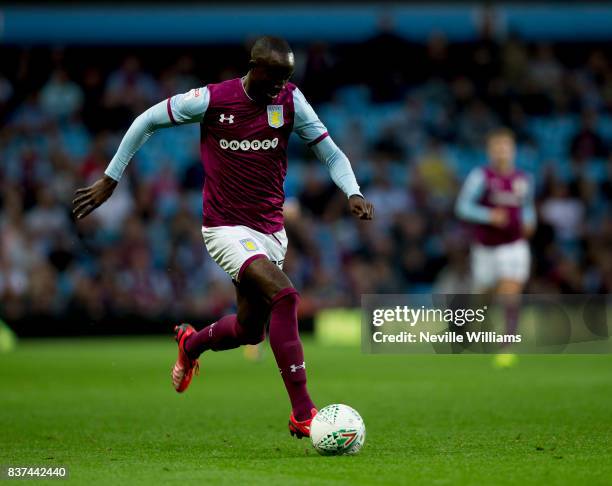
[492,278,522,367]
[470,243,513,360]
[495,240,530,336]
[240,257,317,426]
[172,283,268,393]
[468,243,496,338]
[236,276,270,361]
[496,279,523,294]
[470,243,496,294]
[495,279,523,338]
[182,225,288,357]
[492,240,530,366]
[171,225,271,393]
[183,280,269,357]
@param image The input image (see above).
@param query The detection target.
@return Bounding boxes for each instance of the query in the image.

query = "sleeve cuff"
[104,168,121,182]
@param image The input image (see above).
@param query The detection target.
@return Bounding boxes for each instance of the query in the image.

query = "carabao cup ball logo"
[310,404,366,456]
[219,138,278,151]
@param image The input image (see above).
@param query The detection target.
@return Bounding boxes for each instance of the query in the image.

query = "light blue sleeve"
[168,86,209,124]
[311,137,363,198]
[104,87,209,181]
[522,175,537,228]
[292,87,328,145]
[455,168,492,224]
[293,88,362,198]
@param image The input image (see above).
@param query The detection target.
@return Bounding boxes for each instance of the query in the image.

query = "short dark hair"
[250,36,292,62]
[487,127,515,142]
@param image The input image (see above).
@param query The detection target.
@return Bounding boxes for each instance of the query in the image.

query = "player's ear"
[248,60,257,71]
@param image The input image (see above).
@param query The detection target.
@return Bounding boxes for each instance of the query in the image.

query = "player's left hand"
[349,195,374,220]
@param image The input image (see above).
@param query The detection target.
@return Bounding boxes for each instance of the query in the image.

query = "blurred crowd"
[0,26,611,326]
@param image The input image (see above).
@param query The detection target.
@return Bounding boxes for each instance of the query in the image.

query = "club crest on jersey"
[267,105,284,128]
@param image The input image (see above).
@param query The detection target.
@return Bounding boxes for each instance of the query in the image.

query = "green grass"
[1,337,611,485]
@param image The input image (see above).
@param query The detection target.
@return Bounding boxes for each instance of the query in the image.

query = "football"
[310,404,366,455]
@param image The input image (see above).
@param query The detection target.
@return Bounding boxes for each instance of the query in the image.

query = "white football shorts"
[471,239,531,291]
[202,225,288,282]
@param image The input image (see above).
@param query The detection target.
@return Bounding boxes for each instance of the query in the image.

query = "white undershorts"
[202,225,288,282]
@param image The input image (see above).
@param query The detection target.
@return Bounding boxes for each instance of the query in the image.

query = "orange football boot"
[288,408,318,439]
[172,324,200,393]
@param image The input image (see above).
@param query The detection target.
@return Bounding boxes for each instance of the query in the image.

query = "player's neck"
[241,74,257,102]
[491,163,514,176]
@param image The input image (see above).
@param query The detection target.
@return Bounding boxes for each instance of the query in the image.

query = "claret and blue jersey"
[167,78,330,234]
[105,77,361,235]
[456,166,536,247]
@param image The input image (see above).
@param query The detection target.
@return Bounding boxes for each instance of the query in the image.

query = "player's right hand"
[72,175,118,220]
[489,208,508,227]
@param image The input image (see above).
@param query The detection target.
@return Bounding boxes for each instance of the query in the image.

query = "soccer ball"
[310,404,366,455]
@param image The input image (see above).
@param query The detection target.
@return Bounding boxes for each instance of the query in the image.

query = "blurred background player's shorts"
[202,226,288,282]
[471,239,531,290]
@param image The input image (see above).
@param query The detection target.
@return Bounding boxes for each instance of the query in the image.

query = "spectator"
[528,43,563,91]
[540,182,586,243]
[570,109,608,160]
[40,68,84,120]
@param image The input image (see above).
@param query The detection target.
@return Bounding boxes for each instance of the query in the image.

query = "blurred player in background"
[456,128,536,366]
[72,36,374,438]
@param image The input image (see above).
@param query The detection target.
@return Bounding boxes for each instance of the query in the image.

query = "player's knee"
[235,318,266,345]
[243,328,266,345]
[261,280,296,306]
[238,308,269,329]
[496,280,523,295]
[238,327,265,345]
[270,287,299,308]
[241,258,294,305]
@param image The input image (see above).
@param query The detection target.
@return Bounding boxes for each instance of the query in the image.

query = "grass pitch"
[1,337,611,485]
